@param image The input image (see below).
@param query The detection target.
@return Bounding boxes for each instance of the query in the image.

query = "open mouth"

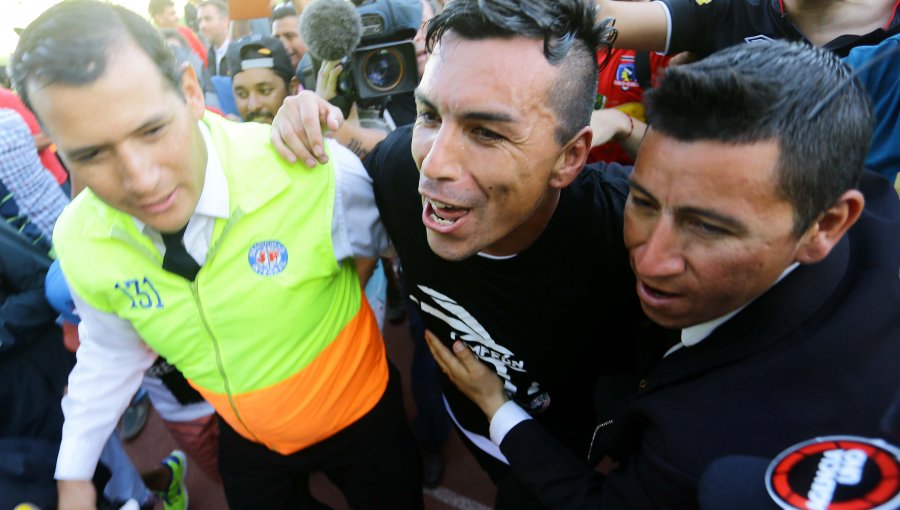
[426,198,469,224]
[423,197,470,228]
[641,282,679,299]
[636,280,684,311]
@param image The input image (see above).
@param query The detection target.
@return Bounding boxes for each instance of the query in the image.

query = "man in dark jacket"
[0,220,73,508]
[428,40,900,509]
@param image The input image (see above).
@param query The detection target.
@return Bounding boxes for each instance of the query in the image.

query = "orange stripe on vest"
[196,297,388,454]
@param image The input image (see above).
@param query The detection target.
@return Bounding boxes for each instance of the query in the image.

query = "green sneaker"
[159,450,188,510]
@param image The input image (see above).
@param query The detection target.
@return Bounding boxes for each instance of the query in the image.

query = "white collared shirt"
[214,39,230,74]
[56,121,388,480]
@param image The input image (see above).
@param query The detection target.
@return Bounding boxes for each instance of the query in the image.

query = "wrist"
[483,393,511,421]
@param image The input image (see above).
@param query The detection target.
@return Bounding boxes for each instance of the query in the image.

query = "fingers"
[425,330,510,420]
[271,92,341,167]
[272,103,315,166]
[323,101,344,132]
[449,336,483,372]
[424,330,461,376]
[316,60,343,101]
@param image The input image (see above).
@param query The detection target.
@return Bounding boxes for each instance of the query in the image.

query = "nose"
[631,215,686,278]
[247,92,262,112]
[118,144,160,196]
[417,124,462,182]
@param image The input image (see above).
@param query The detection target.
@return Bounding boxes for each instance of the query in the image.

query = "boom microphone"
[299,0,363,61]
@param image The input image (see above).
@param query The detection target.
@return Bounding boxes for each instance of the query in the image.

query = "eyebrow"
[628,178,747,232]
[65,114,169,160]
[414,88,517,124]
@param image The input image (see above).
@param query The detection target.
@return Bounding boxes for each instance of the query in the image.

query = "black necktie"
[161,225,201,281]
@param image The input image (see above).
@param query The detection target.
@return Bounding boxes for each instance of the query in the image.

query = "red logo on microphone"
[765,436,900,510]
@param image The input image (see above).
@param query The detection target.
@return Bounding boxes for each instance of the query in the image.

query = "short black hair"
[272,3,298,21]
[198,0,228,17]
[644,40,874,235]
[11,0,182,115]
[425,0,616,144]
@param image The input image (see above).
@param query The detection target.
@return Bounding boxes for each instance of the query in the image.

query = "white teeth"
[430,212,455,225]
[429,199,454,210]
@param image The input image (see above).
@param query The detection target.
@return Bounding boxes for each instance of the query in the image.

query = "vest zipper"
[189,259,266,446]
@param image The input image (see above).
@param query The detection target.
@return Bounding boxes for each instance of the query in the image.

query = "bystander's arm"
[590,108,647,161]
[595,0,669,51]
[332,106,389,161]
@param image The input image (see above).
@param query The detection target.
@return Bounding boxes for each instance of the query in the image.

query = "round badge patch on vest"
[765,435,900,510]
[248,240,289,276]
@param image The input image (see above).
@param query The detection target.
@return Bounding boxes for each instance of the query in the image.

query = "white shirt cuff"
[489,400,533,446]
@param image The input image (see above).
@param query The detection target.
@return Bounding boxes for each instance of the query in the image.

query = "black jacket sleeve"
[0,223,55,355]
[499,420,607,509]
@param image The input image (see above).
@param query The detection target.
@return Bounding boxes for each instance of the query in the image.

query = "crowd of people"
[1,0,898,509]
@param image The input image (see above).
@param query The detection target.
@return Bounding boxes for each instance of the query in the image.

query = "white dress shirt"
[56,122,388,480]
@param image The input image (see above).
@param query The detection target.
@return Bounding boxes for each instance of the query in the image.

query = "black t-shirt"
[659,0,900,57]
[364,126,646,457]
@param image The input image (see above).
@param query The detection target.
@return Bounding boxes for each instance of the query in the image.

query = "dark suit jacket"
[499,171,900,509]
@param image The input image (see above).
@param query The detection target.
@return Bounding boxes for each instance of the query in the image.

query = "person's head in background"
[272,3,307,70]
[413,0,616,261]
[161,27,205,78]
[198,0,230,48]
[413,0,440,79]
[626,40,873,330]
[149,0,180,29]
[228,35,297,123]
[11,0,207,235]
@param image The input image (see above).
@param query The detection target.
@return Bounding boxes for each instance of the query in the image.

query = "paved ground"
[124,318,497,509]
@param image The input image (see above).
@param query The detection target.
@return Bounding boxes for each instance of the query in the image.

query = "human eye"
[69,148,103,164]
[626,191,657,213]
[472,126,505,143]
[259,85,275,96]
[629,194,654,209]
[416,110,440,125]
[685,218,730,237]
[142,123,166,139]
[235,89,249,99]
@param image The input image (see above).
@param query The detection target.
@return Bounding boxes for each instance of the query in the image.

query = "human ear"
[549,125,591,189]
[179,62,206,119]
[795,189,865,264]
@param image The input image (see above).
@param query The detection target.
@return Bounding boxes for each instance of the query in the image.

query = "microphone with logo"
[296,0,363,92]
[698,435,900,510]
